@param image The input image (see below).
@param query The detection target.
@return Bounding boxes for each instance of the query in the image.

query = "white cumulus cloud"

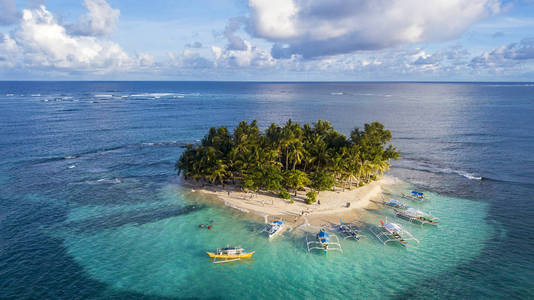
[68,0,120,36]
[1,5,152,74]
[247,0,502,59]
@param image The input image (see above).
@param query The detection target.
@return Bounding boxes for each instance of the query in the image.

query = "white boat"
[263,220,285,239]
[394,208,440,226]
[336,220,361,240]
[372,198,408,209]
[370,219,419,247]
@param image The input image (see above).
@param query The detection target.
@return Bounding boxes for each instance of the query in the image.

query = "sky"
[0,0,534,81]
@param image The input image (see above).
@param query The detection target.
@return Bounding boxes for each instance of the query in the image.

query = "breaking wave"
[130,93,185,99]
[395,159,482,180]
[140,141,188,147]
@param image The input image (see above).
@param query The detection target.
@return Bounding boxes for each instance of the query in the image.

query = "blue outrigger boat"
[382,199,408,209]
[306,228,343,253]
[401,190,430,201]
[263,220,285,239]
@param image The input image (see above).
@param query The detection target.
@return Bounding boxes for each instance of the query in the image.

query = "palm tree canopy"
[176,120,400,192]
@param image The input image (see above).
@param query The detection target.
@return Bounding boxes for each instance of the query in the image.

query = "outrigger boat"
[306,228,342,253]
[370,220,419,247]
[401,190,430,201]
[336,220,361,240]
[206,246,255,263]
[262,219,285,239]
[394,208,440,226]
[372,198,408,209]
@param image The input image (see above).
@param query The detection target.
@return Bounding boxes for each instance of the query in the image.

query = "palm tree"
[209,160,227,186]
[176,120,400,192]
[289,142,306,170]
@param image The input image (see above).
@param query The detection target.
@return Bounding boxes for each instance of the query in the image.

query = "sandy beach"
[185,176,397,227]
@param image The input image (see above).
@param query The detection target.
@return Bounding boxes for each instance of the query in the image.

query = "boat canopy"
[385,223,401,233]
[318,231,330,238]
[273,221,283,225]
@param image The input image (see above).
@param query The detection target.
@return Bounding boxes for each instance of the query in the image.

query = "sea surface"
[0,81,532,299]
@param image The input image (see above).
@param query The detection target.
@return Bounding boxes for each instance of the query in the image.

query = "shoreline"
[183,176,397,228]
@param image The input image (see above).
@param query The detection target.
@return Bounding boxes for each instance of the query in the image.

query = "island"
[176,120,400,226]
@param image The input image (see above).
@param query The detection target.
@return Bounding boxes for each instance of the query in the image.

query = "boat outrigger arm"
[401,190,430,201]
[337,220,361,240]
[370,220,419,247]
[262,219,285,239]
[306,229,343,253]
[394,208,440,226]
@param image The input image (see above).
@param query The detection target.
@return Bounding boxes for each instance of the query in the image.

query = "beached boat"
[336,221,361,240]
[372,198,408,209]
[401,190,430,201]
[306,228,342,253]
[394,208,440,226]
[263,220,285,239]
[206,246,255,263]
[370,220,419,247]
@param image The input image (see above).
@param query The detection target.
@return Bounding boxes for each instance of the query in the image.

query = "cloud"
[1,5,151,74]
[212,40,275,68]
[185,41,203,48]
[503,38,534,60]
[223,17,247,51]
[68,0,120,36]
[0,0,18,25]
[0,34,19,67]
[247,0,502,59]
[167,49,214,69]
[470,38,534,69]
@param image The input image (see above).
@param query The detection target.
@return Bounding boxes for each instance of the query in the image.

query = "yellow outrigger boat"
[206,246,255,263]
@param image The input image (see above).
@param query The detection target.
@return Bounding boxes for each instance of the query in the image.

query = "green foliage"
[176,119,400,194]
[242,177,256,192]
[284,170,310,196]
[279,189,291,200]
[311,171,335,192]
[306,190,317,204]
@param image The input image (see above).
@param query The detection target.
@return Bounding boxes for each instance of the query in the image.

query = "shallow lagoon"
[61,181,493,299]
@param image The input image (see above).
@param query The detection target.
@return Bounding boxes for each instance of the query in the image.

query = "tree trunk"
[285,150,289,170]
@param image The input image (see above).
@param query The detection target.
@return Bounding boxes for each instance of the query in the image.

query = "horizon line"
[0,80,533,83]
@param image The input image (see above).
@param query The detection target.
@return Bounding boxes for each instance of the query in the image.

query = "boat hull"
[206,251,255,259]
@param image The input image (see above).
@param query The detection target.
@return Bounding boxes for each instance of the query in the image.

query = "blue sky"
[1,0,534,80]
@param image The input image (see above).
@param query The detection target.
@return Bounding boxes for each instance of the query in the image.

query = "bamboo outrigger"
[371,198,408,209]
[370,219,419,247]
[336,220,361,240]
[306,228,343,253]
[401,190,430,201]
[262,219,285,240]
[394,208,440,226]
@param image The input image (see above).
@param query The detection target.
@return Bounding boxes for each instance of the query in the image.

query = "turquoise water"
[59,181,493,299]
[1,82,532,299]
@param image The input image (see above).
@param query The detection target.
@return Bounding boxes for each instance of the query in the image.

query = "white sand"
[185,176,397,227]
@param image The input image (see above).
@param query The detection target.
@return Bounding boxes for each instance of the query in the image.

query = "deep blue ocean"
[0,81,533,299]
